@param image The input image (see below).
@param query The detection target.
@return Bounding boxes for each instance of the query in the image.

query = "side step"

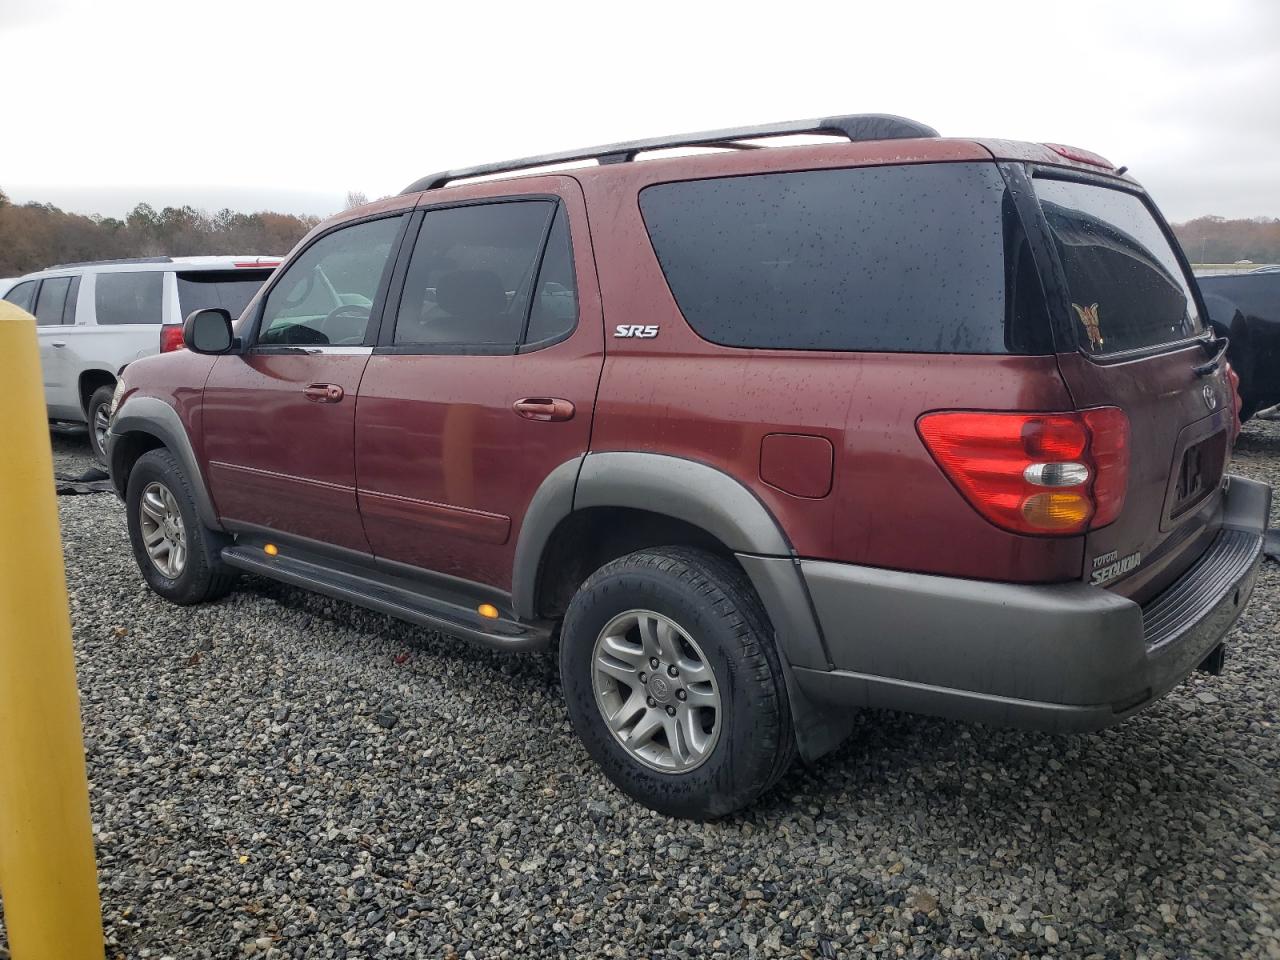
[220,545,552,652]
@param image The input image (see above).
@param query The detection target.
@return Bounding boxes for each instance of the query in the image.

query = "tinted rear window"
[394,201,554,348]
[177,270,272,321]
[95,271,164,324]
[1034,178,1201,354]
[35,276,72,326]
[639,162,1047,353]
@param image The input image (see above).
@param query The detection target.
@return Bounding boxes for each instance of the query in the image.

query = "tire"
[560,546,795,819]
[86,384,115,464]
[125,448,238,605]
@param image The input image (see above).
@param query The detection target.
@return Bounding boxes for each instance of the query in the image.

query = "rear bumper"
[792,475,1270,733]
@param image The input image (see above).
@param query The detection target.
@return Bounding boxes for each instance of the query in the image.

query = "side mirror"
[183,308,235,355]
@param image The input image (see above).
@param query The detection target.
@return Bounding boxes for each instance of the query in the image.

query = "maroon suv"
[107,114,1270,818]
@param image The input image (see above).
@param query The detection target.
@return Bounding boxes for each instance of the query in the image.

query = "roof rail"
[47,256,173,270]
[401,113,939,193]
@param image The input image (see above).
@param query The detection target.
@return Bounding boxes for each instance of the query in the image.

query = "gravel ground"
[1,427,1278,959]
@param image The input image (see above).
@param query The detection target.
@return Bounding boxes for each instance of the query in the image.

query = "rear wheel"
[125,448,237,604]
[87,384,115,464]
[560,547,795,819]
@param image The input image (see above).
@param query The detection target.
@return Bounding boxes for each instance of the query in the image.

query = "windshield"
[1034,178,1201,354]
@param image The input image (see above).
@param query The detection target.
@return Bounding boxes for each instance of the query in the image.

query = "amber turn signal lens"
[264,543,279,557]
[477,604,499,620]
[1021,492,1092,530]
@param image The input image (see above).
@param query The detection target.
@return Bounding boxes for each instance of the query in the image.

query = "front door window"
[258,216,403,347]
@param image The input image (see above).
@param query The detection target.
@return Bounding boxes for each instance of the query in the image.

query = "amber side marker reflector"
[264,544,279,557]
[477,604,499,620]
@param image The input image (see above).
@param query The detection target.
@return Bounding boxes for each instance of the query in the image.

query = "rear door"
[1030,172,1233,602]
[354,184,602,592]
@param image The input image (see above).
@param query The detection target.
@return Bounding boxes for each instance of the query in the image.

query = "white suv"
[3,256,278,461]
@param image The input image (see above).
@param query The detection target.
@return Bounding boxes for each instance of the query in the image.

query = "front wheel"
[560,547,795,819]
[125,448,238,604]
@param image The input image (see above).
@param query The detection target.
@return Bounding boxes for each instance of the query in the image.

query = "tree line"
[1170,216,1280,265]
[0,187,324,277]
[1,186,1277,278]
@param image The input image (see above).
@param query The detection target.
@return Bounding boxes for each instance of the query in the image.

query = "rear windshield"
[177,270,273,321]
[639,162,1050,354]
[1034,178,1201,354]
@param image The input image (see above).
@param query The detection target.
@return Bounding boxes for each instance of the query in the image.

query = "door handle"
[512,397,575,422]
[303,383,345,403]
[50,341,67,348]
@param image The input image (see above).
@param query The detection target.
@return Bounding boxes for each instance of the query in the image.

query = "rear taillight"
[917,408,1130,536]
[159,324,185,353]
[1224,361,1242,443]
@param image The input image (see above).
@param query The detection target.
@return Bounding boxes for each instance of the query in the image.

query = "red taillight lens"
[160,324,185,353]
[1080,407,1129,527]
[918,408,1129,536]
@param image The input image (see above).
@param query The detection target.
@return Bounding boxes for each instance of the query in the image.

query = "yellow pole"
[0,300,104,957]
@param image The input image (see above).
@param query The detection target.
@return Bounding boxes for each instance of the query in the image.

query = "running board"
[220,545,552,652]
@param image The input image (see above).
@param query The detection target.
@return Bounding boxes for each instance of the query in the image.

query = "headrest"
[435,269,506,322]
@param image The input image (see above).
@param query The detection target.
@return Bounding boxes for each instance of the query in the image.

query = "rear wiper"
[1193,336,1229,377]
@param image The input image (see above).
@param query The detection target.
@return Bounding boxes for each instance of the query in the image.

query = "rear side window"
[95,271,164,324]
[177,270,272,321]
[640,163,1039,353]
[35,276,72,326]
[394,200,556,349]
[1034,178,1201,354]
[61,275,81,324]
[4,280,37,312]
[524,206,578,346]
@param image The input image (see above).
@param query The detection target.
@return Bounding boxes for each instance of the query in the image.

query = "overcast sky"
[3,0,1278,223]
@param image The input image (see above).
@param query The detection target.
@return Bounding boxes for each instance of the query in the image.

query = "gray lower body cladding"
[786,475,1270,734]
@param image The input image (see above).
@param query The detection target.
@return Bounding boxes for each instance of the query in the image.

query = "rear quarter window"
[1034,178,1201,354]
[639,162,1047,354]
[95,271,164,325]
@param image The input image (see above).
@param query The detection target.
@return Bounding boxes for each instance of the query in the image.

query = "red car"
[107,114,1269,818]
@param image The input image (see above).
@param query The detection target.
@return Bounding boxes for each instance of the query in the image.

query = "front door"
[30,276,81,418]
[202,213,407,553]
[354,182,603,591]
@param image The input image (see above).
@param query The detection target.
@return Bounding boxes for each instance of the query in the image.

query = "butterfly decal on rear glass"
[1072,302,1104,351]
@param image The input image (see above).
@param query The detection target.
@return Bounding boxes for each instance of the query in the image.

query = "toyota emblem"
[1203,384,1218,410]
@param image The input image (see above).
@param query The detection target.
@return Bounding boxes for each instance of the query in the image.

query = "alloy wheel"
[591,609,721,773]
[92,404,110,457]
[138,481,187,578]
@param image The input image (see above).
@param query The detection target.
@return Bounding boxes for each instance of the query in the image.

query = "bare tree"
[344,190,369,210]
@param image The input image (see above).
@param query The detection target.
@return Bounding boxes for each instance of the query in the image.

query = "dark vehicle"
[1198,269,1280,419]
[106,115,1269,818]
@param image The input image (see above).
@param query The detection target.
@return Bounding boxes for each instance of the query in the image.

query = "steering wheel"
[322,304,372,345]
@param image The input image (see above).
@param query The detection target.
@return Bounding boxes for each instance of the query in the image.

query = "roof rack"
[401,113,938,193]
[48,256,173,270]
